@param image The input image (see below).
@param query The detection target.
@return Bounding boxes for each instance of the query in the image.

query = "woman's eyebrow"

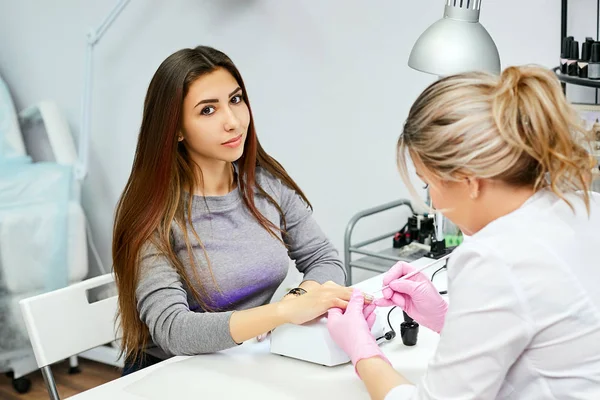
[194,87,242,108]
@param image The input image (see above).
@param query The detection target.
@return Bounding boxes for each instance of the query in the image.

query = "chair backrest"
[19,273,121,368]
[0,72,27,160]
[18,101,79,167]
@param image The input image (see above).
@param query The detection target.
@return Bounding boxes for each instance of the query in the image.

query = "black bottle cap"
[562,37,573,58]
[400,313,419,347]
[571,41,580,60]
[582,41,592,61]
[592,43,600,63]
[587,36,595,43]
[400,322,419,346]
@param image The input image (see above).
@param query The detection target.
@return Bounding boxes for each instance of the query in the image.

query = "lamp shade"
[408,1,500,76]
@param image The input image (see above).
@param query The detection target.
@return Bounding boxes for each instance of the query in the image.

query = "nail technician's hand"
[363,302,377,330]
[280,282,372,325]
[327,289,390,371]
[375,262,448,333]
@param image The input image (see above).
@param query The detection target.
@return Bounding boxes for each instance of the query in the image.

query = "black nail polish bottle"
[579,40,593,78]
[569,40,580,76]
[561,36,573,74]
[589,43,600,79]
[400,311,419,346]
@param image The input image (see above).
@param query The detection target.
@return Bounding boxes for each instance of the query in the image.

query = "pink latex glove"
[363,302,377,331]
[327,289,391,372]
[375,261,448,334]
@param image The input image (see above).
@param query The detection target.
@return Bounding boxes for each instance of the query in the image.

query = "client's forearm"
[229,303,288,344]
[356,357,413,400]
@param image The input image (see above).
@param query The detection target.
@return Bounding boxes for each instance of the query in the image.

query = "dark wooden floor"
[0,359,121,400]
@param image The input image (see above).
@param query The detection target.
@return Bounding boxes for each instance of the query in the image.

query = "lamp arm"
[76,0,131,182]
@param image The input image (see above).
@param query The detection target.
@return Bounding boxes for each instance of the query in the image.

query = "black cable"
[431,265,447,283]
[431,260,448,295]
[387,306,397,333]
[376,306,397,341]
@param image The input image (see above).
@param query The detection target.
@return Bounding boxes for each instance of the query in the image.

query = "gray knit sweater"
[135,167,346,358]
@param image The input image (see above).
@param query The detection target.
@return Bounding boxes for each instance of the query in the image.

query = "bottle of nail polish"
[400,311,419,346]
[585,36,595,48]
[589,43,600,80]
[561,36,574,74]
[579,41,592,78]
[569,40,580,76]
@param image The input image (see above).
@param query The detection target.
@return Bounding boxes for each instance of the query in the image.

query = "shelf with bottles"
[554,67,600,89]
[555,35,600,88]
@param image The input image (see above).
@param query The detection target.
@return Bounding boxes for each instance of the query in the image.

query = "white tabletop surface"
[68,257,447,400]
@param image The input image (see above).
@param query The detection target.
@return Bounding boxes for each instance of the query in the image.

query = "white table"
[68,258,447,400]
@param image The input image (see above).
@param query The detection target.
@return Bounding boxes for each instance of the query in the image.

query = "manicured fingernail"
[364,294,374,302]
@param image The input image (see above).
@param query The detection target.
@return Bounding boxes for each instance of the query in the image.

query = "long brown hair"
[113,46,311,362]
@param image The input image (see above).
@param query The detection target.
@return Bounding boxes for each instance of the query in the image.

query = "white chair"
[1,74,90,394]
[19,273,121,400]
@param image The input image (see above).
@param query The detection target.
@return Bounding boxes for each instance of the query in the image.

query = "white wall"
[0,0,560,283]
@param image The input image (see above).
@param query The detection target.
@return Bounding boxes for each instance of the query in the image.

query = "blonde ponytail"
[492,66,594,210]
[399,65,596,213]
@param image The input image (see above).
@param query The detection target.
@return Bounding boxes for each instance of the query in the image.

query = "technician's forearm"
[229,302,289,344]
[356,357,413,400]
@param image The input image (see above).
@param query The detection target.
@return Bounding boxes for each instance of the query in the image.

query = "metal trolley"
[344,199,436,285]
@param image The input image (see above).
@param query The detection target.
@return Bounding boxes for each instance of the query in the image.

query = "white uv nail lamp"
[269,256,448,366]
[269,272,388,367]
[269,311,386,367]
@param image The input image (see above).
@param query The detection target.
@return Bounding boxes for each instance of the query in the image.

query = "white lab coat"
[386,189,600,399]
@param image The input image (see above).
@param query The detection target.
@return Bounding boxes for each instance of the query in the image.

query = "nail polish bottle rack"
[555,66,600,89]
[555,1,600,89]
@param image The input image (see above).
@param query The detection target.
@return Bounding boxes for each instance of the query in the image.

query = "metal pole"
[41,366,60,400]
[77,0,131,182]
[561,0,567,41]
[596,0,600,104]
[561,0,568,95]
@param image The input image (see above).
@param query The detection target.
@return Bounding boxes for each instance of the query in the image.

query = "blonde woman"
[327,66,600,399]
